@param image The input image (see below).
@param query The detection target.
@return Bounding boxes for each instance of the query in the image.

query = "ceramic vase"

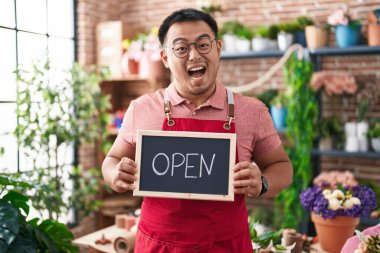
[311,212,359,253]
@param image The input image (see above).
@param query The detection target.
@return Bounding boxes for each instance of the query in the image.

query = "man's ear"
[160,50,169,68]
[216,39,222,57]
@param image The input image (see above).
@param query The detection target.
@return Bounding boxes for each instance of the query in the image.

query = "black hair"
[158,8,218,46]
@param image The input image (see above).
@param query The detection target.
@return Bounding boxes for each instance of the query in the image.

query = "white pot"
[268,39,278,50]
[222,34,237,52]
[252,37,270,51]
[277,33,294,51]
[371,138,380,152]
[345,136,359,152]
[235,38,251,52]
[357,121,369,138]
[345,122,357,137]
[357,121,369,152]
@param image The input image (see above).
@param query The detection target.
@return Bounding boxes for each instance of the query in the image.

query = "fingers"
[113,157,138,192]
[233,161,262,197]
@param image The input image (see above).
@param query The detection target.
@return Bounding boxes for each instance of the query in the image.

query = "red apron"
[134,89,252,253]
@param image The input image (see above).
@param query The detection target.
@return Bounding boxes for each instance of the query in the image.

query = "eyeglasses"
[170,37,216,58]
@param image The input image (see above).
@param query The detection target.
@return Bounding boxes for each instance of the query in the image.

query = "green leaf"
[5,225,36,253]
[0,200,20,253]
[2,191,29,216]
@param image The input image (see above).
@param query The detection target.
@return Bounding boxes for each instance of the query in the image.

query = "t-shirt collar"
[167,80,226,110]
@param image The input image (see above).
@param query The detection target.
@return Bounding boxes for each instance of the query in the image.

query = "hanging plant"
[275,53,318,228]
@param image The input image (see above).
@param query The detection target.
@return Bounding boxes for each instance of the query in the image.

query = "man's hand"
[112,157,138,192]
[233,161,262,197]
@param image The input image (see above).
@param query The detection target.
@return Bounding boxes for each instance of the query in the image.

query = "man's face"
[160,21,222,101]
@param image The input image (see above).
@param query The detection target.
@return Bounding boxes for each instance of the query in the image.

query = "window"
[0,0,76,173]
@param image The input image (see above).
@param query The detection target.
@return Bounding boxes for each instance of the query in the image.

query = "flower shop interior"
[1,0,380,252]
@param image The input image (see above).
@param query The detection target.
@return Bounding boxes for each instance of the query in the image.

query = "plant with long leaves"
[275,54,318,229]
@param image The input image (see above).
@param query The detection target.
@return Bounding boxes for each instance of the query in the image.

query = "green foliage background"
[275,54,318,229]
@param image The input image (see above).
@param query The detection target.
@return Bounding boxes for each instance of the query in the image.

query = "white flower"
[324,193,334,200]
[332,189,345,200]
[322,189,332,196]
[328,198,341,210]
[351,197,361,205]
[343,199,354,209]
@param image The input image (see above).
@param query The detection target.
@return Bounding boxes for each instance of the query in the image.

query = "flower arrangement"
[327,8,361,27]
[310,70,357,96]
[122,27,161,62]
[313,170,358,188]
[300,184,377,219]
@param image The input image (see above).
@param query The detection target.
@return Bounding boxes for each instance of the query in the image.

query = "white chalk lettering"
[171,153,185,176]
[185,153,198,178]
[199,153,216,177]
[152,153,170,176]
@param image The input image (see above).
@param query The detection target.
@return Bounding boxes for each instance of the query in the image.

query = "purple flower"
[299,185,377,219]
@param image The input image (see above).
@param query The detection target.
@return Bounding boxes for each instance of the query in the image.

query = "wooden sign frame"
[134,130,236,201]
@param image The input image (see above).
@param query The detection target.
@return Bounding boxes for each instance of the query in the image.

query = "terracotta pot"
[121,52,139,76]
[305,26,330,49]
[368,23,380,46]
[311,212,359,253]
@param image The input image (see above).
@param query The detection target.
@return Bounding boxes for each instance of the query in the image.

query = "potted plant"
[277,22,297,51]
[316,117,343,150]
[300,181,377,253]
[220,20,244,52]
[305,23,331,49]
[367,9,380,46]
[254,89,278,109]
[327,8,362,48]
[368,119,380,152]
[0,170,79,252]
[252,25,279,52]
[235,24,253,52]
[293,16,315,47]
[270,91,289,132]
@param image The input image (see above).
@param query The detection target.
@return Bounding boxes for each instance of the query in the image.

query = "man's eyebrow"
[171,34,211,45]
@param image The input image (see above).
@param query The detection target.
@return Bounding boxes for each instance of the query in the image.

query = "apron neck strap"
[163,87,235,129]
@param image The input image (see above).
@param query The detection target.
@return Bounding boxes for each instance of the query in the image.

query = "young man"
[102,8,293,252]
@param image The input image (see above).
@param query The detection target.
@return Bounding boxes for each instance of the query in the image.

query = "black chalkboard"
[134,130,236,201]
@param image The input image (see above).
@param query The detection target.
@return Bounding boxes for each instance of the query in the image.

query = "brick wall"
[77,0,380,210]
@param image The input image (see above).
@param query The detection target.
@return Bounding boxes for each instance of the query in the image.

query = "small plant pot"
[293,31,307,47]
[335,24,361,48]
[277,32,294,51]
[222,34,237,52]
[305,26,329,49]
[235,38,251,52]
[270,106,288,132]
[368,23,380,46]
[319,137,333,150]
[252,37,270,51]
[371,138,380,152]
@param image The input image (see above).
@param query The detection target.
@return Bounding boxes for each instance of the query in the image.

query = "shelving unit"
[97,74,170,228]
[221,45,380,59]
[311,149,380,159]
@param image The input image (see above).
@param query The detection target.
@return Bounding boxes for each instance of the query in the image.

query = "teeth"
[189,66,205,71]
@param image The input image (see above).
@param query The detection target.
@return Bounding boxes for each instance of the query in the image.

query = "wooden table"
[73,225,131,253]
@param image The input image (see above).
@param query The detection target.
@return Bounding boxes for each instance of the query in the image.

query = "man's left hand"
[233,161,262,197]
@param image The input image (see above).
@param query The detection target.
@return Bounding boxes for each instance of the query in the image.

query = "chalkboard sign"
[133,130,236,201]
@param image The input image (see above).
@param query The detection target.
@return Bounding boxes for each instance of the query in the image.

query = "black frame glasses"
[170,37,216,58]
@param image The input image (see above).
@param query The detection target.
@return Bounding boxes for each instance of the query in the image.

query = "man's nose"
[188,44,202,60]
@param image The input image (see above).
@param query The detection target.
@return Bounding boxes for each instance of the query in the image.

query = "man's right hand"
[112,157,138,192]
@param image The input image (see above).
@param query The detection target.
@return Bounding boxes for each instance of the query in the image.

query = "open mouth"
[188,66,206,79]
